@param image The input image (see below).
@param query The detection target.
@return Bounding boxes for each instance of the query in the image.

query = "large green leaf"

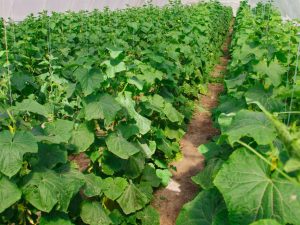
[116,92,151,134]
[117,182,149,215]
[253,59,286,87]
[214,148,300,225]
[123,152,145,179]
[224,110,276,145]
[102,177,128,200]
[141,164,161,187]
[22,170,64,212]
[40,212,74,225]
[164,102,184,123]
[35,143,67,169]
[176,189,229,225]
[0,130,38,177]
[82,174,103,197]
[14,99,50,117]
[83,93,121,125]
[22,168,84,213]
[245,85,283,112]
[105,133,140,159]
[37,119,74,144]
[56,165,85,212]
[136,206,160,225]
[102,59,126,78]
[0,175,22,213]
[70,122,94,152]
[75,68,104,96]
[80,201,112,225]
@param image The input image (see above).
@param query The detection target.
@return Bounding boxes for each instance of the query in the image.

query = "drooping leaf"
[70,122,94,152]
[100,150,125,175]
[116,92,151,134]
[0,175,22,213]
[136,206,160,225]
[163,103,184,123]
[107,47,123,59]
[40,212,74,225]
[83,174,103,197]
[75,68,104,96]
[0,130,38,177]
[80,201,112,225]
[214,148,300,225]
[253,59,286,87]
[123,152,145,179]
[83,93,121,125]
[11,72,35,91]
[224,110,276,145]
[106,133,140,159]
[176,189,229,225]
[37,119,74,144]
[22,170,64,212]
[138,141,156,158]
[14,99,50,117]
[55,165,85,212]
[102,177,128,200]
[102,59,126,78]
[141,164,161,188]
[35,143,68,169]
[117,182,149,215]
[225,73,247,90]
[22,168,84,213]
[245,84,283,112]
[116,123,139,139]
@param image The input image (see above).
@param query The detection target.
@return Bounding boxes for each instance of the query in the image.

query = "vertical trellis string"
[284,22,292,123]
[287,37,300,125]
[3,19,13,106]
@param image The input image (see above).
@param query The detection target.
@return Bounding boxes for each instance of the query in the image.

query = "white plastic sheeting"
[0,0,299,21]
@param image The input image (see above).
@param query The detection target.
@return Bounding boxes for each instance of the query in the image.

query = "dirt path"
[152,23,233,225]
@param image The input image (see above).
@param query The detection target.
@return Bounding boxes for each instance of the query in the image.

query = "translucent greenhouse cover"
[0,0,299,21]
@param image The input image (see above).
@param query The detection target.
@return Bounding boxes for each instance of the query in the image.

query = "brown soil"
[152,22,233,225]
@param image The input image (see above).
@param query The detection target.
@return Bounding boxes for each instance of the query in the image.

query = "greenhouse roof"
[0,0,299,21]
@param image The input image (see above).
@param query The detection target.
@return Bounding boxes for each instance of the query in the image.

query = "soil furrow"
[152,22,233,225]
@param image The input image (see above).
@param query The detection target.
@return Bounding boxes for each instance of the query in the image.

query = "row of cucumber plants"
[177,2,300,225]
[0,2,232,224]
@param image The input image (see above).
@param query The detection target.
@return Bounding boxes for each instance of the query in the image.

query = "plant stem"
[237,140,297,184]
